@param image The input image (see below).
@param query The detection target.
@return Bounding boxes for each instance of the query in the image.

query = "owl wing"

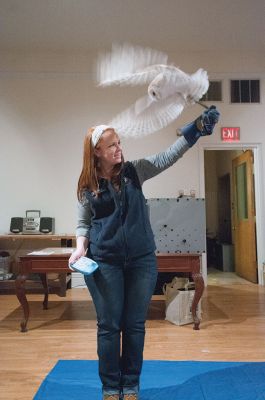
[109,94,186,137]
[96,43,168,86]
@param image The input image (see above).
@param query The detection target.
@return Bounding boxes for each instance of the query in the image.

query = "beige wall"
[0,50,265,234]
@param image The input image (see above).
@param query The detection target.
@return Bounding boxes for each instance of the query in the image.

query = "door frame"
[198,142,264,286]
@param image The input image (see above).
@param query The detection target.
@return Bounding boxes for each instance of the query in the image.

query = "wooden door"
[232,150,257,283]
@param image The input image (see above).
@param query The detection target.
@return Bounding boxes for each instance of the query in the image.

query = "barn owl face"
[148,72,179,102]
[147,73,166,101]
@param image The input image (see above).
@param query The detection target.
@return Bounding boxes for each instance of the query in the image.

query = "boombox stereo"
[10,210,55,234]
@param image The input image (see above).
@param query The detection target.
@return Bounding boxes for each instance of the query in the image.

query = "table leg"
[39,273,49,310]
[191,272,204,330]
[15,273,29,333]
[59,273,67,297]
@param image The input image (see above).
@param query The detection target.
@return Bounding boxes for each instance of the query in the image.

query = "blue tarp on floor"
[34,360,265,399]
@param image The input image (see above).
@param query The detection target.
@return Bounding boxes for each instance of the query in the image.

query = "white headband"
[91,125,112,147]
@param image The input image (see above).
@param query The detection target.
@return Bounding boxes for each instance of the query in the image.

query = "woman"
[69,106,220,400]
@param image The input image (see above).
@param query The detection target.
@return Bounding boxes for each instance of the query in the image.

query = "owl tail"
[189,69,209,102]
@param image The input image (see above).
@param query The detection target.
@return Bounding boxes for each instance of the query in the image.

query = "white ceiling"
[0,0,265,54]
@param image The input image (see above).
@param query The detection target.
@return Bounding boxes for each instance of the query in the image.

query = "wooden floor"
[1,280,265,400]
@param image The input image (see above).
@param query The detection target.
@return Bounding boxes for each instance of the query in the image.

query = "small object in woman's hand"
[69,256,99,275]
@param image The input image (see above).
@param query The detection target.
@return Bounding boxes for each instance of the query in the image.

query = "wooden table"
[0,233,75,278]
[16,249,204,332]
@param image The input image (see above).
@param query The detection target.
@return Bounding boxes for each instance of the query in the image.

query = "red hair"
[77,128,124,201]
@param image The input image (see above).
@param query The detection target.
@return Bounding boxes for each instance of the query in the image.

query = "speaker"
[39,217,55,234]
[10,217,23,234]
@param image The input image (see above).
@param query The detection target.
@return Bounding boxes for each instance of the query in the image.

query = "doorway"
[204,148,258,285]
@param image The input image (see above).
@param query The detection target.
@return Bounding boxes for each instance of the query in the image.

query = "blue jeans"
[84,252,158,396]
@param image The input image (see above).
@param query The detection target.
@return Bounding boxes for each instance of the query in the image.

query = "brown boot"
[103,394,120,400]
[123,394,138,400]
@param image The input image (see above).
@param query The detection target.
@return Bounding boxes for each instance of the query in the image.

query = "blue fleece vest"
[84,162,156,262]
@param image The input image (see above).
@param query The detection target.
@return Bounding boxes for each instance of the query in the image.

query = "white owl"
[96,43,209,137]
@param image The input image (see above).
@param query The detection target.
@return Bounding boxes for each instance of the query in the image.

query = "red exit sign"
[221,127,240,142]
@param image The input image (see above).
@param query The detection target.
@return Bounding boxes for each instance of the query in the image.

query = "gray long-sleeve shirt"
[76,136,190,239]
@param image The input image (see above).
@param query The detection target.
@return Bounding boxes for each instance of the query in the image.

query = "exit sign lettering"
[221,127,240,142]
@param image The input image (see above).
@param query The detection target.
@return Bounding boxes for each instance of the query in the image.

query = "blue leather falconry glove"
[181,105,220,147]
